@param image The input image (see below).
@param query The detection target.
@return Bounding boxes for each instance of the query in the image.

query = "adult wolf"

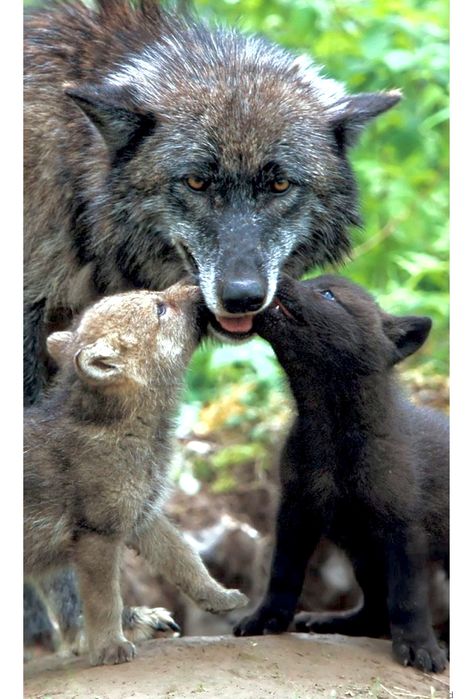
[24,0,400,405]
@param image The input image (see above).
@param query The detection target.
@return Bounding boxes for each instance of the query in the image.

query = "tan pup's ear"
[74,338,124,386]
[47,331,74,366]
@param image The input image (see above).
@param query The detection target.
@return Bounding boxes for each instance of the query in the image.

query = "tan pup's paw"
[123,606,180,642]
[203,589,249,614]
[90,638,136,666]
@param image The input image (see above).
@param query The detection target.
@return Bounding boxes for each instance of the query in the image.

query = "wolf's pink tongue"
[216,315,253,334]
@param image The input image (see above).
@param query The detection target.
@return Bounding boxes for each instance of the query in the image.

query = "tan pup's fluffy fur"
[24,282,247,666]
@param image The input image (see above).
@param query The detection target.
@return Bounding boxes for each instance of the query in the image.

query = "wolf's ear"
[74,338,125,386]
[327,90,402,150]
[47,331,74,366]
[382,314,432,365]
[65,83,156,158]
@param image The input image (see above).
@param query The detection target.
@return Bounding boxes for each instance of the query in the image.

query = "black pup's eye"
[320,289,336,301]
[156,302,167,317]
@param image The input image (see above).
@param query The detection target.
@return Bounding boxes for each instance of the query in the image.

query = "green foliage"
[181,338,291,492]
[185,337,286,405]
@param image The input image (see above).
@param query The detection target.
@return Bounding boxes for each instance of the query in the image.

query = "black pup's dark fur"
[234,275,449,673]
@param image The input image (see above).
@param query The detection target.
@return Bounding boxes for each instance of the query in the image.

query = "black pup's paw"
[392,635,448,673]
[234,606,292,637]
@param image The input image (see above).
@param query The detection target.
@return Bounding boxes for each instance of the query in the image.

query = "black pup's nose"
[221,279,266,314]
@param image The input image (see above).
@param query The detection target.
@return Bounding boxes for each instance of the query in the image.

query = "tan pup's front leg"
[74,534,136,666]
[135,516,248,612]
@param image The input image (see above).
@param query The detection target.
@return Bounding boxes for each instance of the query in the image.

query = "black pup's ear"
[65,83,156,160]
[326,90,402,150]
[383,314,432,364]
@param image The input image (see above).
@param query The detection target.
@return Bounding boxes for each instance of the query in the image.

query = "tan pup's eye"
[270,179,291,194]
[185,176,208,192]
[156,302,167,318]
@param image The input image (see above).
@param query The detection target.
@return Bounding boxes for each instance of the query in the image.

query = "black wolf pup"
[234,275,448,673]
[24,0,400,404]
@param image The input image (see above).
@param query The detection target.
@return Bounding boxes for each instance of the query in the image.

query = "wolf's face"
[67,19,400,341]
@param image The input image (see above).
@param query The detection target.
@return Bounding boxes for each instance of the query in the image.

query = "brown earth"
[24,633,449,699]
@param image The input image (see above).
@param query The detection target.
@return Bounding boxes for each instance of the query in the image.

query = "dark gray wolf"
[234,275,449,673]
[24,282,247,665]
[24,0,400,405]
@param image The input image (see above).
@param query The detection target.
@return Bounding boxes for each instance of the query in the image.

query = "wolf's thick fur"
[24,0,400,404]
[234,276,449,673]
[24,283,247,665]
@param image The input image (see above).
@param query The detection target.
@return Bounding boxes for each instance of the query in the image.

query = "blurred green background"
[24,0,449,489]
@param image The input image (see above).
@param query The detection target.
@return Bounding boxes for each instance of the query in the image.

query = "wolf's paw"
[90,638,136,666]
[122,606,180,642]
[202,589,248,614]
[392,635,447,673]
[234,605,292,637]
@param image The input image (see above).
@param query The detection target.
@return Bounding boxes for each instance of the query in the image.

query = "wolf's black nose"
[221,279,266,313]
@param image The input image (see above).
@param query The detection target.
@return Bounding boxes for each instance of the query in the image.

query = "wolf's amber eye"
[186,176,208,192]
[156,302,167,317]
[270,179,291,194]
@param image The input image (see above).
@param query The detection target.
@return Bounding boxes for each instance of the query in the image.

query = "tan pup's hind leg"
[135,516,248,613]
[74,535,136,666]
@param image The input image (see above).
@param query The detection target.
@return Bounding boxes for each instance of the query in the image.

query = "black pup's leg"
[386,529,447,673]
[234,491,319,637]
[295,554,390,637]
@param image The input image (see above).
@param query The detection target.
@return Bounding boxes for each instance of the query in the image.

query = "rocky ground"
[24,633,449,699]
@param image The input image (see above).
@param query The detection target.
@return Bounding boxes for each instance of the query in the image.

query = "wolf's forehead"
[108,32,345,134]
[157,86,332,175]
[107,33,345,174]
[110,31,344,104]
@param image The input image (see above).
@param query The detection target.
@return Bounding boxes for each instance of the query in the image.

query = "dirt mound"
[24,633,449,699]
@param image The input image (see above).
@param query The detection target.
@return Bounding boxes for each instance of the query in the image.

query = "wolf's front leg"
[135,515,248,613]
[386,526,447,673]
[74,534,136,666]
[234,490,319,637]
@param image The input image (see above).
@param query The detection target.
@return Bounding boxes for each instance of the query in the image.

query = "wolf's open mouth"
[209,313,255,340]
[215,315,254,334]
[208,297,295,339]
